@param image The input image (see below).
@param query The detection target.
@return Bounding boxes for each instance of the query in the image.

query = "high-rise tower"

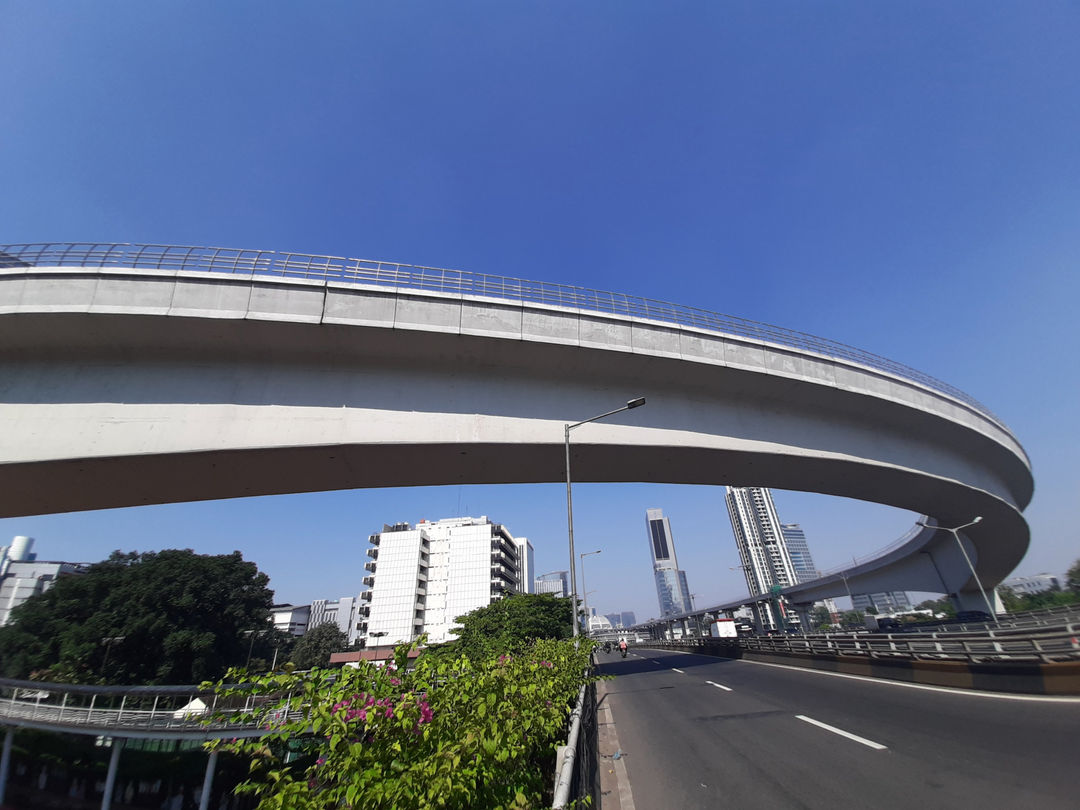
[725,487,800,630]
[645,508,693,617]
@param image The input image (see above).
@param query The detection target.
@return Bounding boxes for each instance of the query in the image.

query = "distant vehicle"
[956,610,993,623]
[709,618,739,639]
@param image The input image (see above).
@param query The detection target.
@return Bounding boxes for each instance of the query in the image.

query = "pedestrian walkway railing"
[0,241,1003,426]
[0,677,284,739]
[650,623,1080,665]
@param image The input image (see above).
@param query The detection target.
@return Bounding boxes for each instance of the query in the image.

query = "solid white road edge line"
[796,715,887,750]
[706,680,732,691]
[738,658,1080,703]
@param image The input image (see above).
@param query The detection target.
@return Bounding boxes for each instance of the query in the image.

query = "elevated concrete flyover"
[0,244,1033,609]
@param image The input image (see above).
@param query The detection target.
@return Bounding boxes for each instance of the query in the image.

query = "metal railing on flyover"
[648,623,1080,665]
[0,677,291,738]
[0,241,1002,426]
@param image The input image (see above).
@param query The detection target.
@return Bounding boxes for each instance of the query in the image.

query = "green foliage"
[999,584,1079,613]
[446,593,573,661]
[205,637,595,810]
[915,597,957,618]
[1067,559,1080,594]
[291,622,352,670]
[0,549,276,684]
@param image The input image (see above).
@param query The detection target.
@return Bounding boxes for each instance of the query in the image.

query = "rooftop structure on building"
[725,487,801,631]
[645,508,692,617]
[360,516,530,646]
[0,537,90,626]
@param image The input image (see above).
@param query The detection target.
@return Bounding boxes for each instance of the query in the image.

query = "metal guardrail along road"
[0,242,1001,425]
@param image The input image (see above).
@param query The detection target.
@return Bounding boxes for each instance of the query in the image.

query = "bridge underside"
[0,270,1034,606]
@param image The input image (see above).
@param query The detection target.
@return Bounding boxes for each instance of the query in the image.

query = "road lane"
[596,648,1080,809]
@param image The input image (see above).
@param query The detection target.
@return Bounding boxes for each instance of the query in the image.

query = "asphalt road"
[596,647,1080,810]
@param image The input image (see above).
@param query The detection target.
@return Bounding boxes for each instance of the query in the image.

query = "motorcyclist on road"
[618,638,628,658]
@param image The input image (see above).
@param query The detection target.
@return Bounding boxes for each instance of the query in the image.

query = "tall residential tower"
[725,487,800,630]
[645,508,693,617]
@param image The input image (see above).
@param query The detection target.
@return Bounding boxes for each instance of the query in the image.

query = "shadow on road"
[595,648,738,678]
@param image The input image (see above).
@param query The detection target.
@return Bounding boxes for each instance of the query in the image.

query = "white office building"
[725,487,800,631]
[271,604,312,636]
[361,516,530,646]
[308,596,365,645]
[0,537,89,626]
[1001,574,1061,596]
[645,509,693,617]
[535,571,569,597]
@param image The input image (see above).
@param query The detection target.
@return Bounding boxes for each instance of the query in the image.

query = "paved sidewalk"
[595,679,635,810]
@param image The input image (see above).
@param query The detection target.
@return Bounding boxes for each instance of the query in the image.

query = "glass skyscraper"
[645,508,693,617]
[780,523,819,584]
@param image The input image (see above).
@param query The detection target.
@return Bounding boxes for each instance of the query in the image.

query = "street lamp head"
[627,397,646,409]
[972,516,983,524]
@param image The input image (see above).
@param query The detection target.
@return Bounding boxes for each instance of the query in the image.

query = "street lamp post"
[368,631,389,667]
[565,397,646,638]
[916,516,999,626]
[580,550,602,636]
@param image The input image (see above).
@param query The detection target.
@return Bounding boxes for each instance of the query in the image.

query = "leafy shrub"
[205,637,594,809]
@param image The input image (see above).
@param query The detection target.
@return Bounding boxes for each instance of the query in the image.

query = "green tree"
[289,622,351,670]
[916,597,956,618]
[1067,558,1080,594]
[447,593,573,660]
[0,549,275,684]
[810,605,832,629]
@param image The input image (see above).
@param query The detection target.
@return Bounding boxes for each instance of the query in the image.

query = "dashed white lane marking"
[706,680,732,692]
[671,668,685,674]
[796,715,888,750]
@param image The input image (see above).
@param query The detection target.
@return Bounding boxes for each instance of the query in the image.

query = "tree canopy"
[289,621,351,670]
[0,549,277,684]
[446,593,573,660]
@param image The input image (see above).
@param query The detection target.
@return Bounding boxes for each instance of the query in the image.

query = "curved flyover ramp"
[0,244,1033,608]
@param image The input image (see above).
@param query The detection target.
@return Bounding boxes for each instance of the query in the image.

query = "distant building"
[515,537,535,595]
[780,524,819,584]
[535,570,569,597]
[725,487,802,631]
[604,611,637,628]
[587,610,613,634]
[1001,574,1061,596]
[645,508,693,617]
[271,604,311,636]
[361,516,527,646]
[308,596,365,644]
[852,591,911,614]
[0,537,89,626]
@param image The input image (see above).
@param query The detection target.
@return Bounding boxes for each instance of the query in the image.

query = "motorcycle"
[619,644,627,659]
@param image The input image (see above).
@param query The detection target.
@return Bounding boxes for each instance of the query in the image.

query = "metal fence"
[0,241,1001,426]
[552,681,598,809]
[653,624,1080,665]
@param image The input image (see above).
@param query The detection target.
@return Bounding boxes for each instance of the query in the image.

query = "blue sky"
[2,3,1077,622]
